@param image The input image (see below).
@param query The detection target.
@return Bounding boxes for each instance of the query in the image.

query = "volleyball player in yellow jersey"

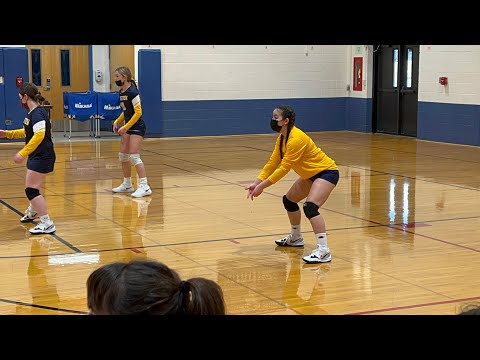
[246,105,339,264]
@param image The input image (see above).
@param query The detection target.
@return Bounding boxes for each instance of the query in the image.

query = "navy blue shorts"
[309,169,339,185]
[27,157,55,174]
[126,120,146,137]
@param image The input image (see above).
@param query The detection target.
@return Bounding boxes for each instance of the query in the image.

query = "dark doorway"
[373,45,419,137]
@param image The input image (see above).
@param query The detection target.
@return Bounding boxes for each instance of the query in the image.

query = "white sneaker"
[302,245,332,264]
[131,184,152,198]
[112,183,134,193]
[132,197,152,216]
[275,234,304,247]
[20,210,38,223]
[29,222,56,235]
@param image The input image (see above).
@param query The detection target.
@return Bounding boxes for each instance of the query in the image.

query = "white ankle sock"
[40,214,52,225]
[315,232,328,252]
[291,224,302,239]
[139,177,148,186]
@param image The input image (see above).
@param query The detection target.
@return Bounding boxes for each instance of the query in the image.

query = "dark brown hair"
[18,82,45,103]
[276,105,296,159]
[87,259,226,315]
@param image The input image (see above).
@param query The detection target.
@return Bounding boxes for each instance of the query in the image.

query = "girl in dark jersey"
[111,66,152,198]
[0,83,56,234]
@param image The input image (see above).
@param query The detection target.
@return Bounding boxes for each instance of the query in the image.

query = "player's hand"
[250,185,263,199]
[0,130,6,139]
[245,183,256,200]
[113,123,119,134]
[118,126,127,135]
[13,153,24,164]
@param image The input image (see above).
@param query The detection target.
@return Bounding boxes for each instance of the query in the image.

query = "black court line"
[144,149,232,172]
[0,183,234,200]
[324,136,480,165]
[0,153,197,172]
[0,297,87,314]
[240,145,480,192]
[347,164,480,192]
[144,145,248,152]
[0,224,385,260]
[0,171,388,201]
[90,223,383,252]
[0,199,82,253]
[0,251,76,260]
[0,155,121,171]
[391,215,480,226]
[0,173,391,189]
[148,149,257,155]
[240,132,480,165]
[143,148,247,154]
[159,162,239,185]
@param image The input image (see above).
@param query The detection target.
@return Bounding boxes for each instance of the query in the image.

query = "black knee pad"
[25,187,40,200]
[283,195,299,212]
[303,201,320,219]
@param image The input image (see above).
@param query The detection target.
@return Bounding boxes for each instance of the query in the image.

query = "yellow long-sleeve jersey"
[5,106,54,159]
[258,126,338,184]
[113,84,143,130]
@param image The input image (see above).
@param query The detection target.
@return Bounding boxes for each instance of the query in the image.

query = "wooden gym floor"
[0,130,479,315]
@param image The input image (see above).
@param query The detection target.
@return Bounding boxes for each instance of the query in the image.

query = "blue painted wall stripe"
[346,97,372,133]
[418,101,480,146]
[159,98,347,138]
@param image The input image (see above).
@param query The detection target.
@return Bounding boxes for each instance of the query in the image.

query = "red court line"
[404,222,431,228]
[346,296,480,315]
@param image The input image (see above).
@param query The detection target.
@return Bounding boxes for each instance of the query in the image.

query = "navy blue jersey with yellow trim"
[24,106,55,159]
[119,85,143,123]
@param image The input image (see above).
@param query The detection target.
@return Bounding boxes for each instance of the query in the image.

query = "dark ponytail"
[183,278,225,315]
[276,105,296,159]
[34,92,45,103]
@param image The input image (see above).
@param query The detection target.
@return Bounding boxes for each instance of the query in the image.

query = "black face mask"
[270,118,282,132]
[115,79,124,87]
